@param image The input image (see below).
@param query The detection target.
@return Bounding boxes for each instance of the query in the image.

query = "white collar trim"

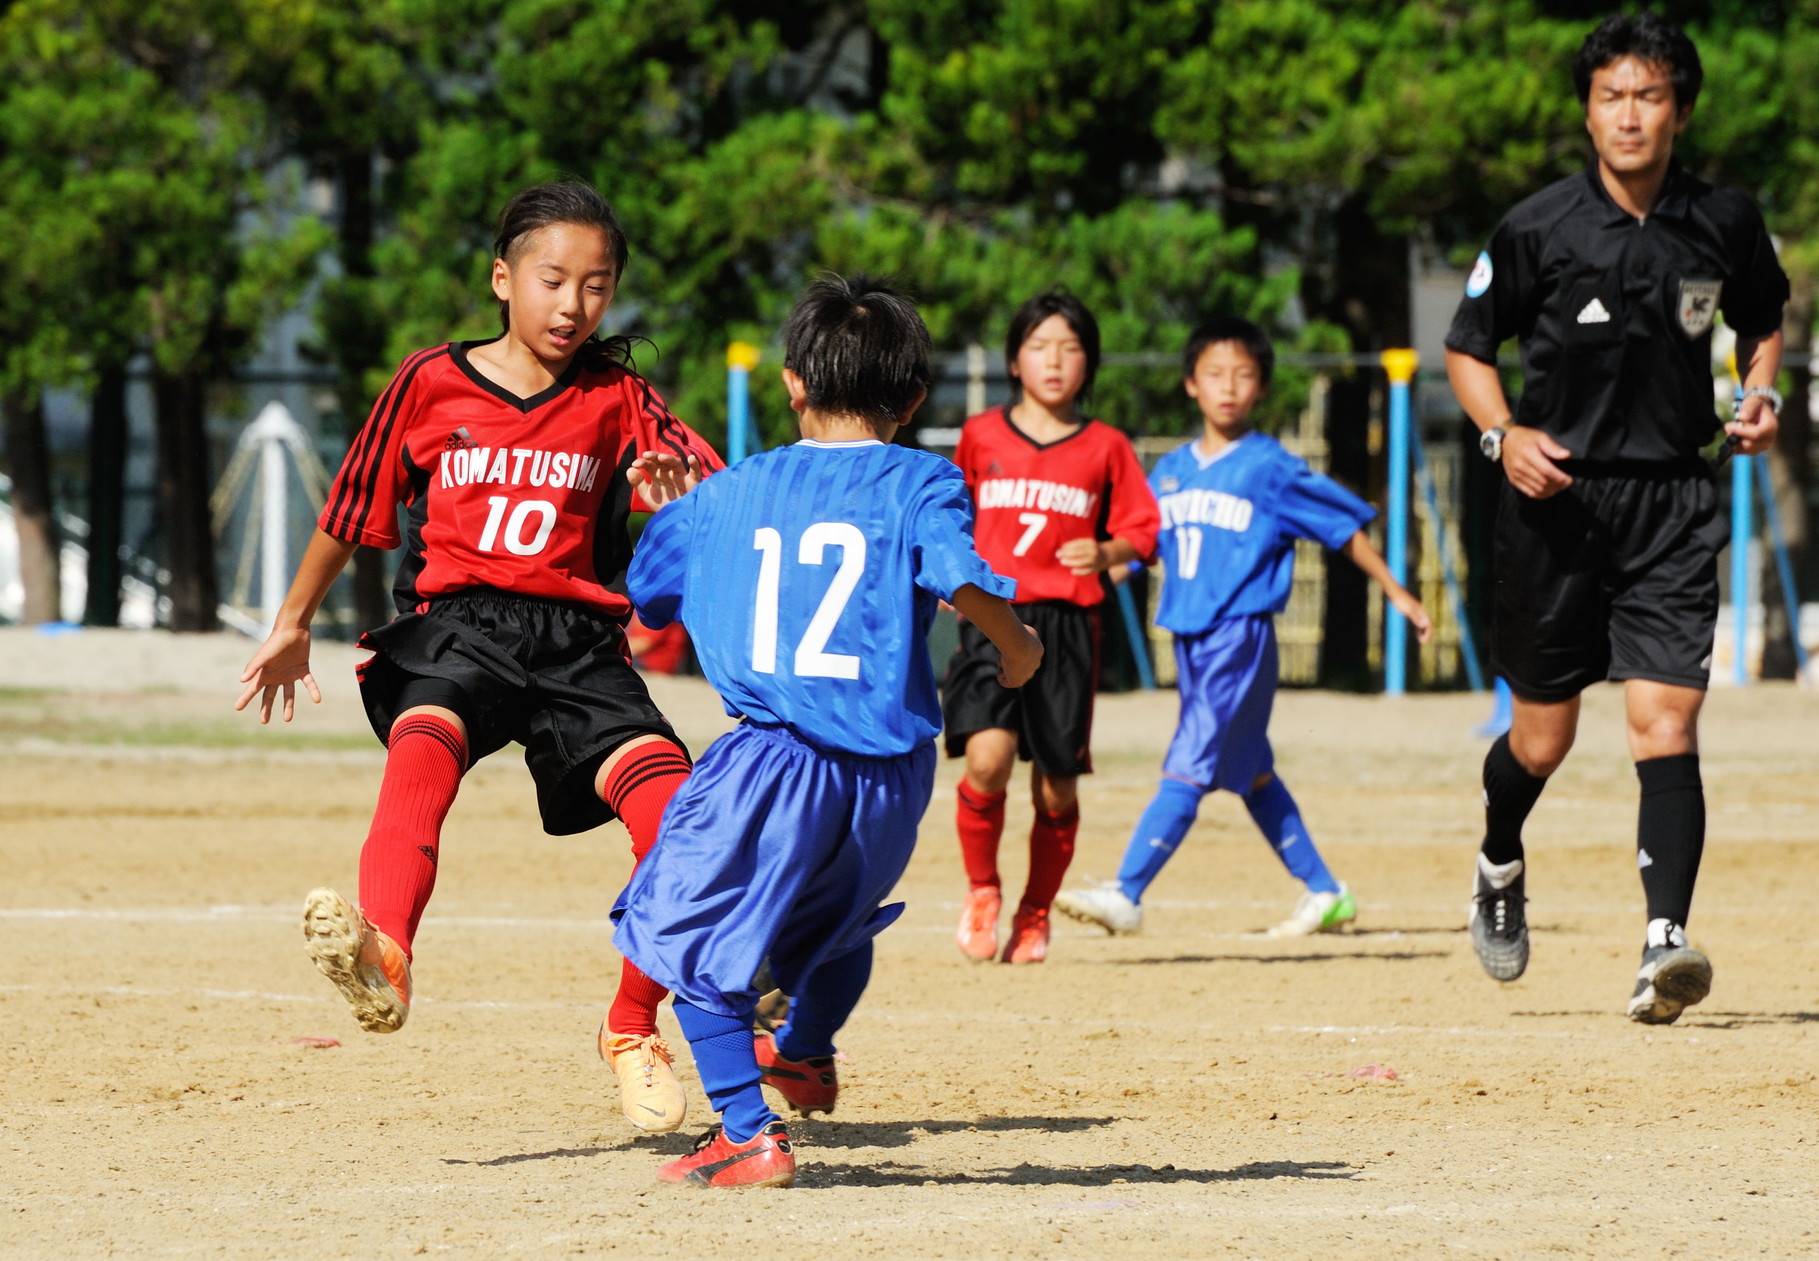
[1192,434,1247,468]
[799,438,885,449]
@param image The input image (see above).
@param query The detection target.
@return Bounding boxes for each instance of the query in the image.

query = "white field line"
[0,978,1605,1041]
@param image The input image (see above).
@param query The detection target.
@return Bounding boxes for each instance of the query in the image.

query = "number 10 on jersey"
[751,523,867,679]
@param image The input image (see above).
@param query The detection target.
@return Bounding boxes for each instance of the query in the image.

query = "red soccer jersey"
[320,340,723,619]
[953,406,1159,606]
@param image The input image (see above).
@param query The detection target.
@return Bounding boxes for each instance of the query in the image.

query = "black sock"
[1636,754,1704,929]
[1481,734,1548,866]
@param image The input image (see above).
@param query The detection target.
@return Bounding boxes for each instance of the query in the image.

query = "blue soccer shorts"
[612,722,936,1019]
[1162,614,1278,794]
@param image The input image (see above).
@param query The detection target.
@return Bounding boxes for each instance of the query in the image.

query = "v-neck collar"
[999,404,1092,452]
[452,337,584,413]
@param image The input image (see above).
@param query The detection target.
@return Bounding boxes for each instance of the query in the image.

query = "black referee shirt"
[1446,162,1788,463]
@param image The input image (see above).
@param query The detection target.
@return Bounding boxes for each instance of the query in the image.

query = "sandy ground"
[1,627,1817,1259]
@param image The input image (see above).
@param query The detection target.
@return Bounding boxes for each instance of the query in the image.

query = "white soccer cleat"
[1267,886,1357,938]
[1053,883,1143,935]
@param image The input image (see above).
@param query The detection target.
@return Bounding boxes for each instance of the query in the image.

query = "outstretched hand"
[1390,590,1434,645]
[628,450,704,509]
[235,626,322,724]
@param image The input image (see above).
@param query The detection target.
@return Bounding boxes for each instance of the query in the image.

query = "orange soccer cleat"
[956,885,1002,961]
[1000,905,1050,964]
[753,1030,838,1116]
[657,1122,797,1188]
[302,888,412,1032]
[601,1027,688,1133]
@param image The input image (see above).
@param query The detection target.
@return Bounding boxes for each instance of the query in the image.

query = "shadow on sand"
[793,1157,1359,1189]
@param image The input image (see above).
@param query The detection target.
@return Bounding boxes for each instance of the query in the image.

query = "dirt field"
[2,628,1817,1259]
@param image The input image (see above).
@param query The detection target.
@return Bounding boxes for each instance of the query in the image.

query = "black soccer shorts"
[355,587,683,835]
[941,600,1100,777]
[1491,464,1722,703]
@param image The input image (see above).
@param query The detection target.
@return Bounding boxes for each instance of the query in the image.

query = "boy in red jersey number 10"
[235,182,720,1137]
[944,289,1161,965]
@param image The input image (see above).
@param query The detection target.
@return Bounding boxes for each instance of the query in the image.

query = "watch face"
[1480,429,1502,460]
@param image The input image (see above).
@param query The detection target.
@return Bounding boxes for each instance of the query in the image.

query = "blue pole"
[1380,350,1418,696]
[726,342,761,464]
[1731,452,1753,686]
[1112,575,1156,691]
[1753,455,1811,677]
[1409,421,1487,693]
[727,365,750,464]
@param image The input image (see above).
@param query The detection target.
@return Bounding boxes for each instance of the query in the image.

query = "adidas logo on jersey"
[1576,297,1612,325]
[445,426,478,451]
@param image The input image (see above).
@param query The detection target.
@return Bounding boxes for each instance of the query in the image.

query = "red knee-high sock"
[601,741,693,1037]
[956,779,1007,890]
[1021,805,1080,914]
[358,714,466,958]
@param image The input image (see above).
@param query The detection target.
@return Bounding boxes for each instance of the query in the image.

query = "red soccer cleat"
[957,885,1002,961]
[1000,905,1050,964]
[302,888,413,1032]
[754,1031,839,1116]
[657,1122,796,1188]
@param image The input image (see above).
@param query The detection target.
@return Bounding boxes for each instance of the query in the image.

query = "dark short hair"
[1573,13,1702,110]
[1181,317,1274,385]
[1005,288,1102,397]
[782,274,932,428]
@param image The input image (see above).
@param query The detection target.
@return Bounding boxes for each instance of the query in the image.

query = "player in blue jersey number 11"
[1057,318,1430,940]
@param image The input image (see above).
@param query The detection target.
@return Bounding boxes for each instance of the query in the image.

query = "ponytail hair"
[492,180,646,370]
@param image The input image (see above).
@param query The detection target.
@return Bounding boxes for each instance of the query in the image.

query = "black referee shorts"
[355,588,683,836]
[1492,464,1722,704]
[941,600,1100,777]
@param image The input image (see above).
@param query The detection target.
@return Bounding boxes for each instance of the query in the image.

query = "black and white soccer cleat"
[1626,921,1711,1025]
[1469,855,1529,982]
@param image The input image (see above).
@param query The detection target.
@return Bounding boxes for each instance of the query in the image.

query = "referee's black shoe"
[1469,855,1529,982]
[1626,922,1712,1025]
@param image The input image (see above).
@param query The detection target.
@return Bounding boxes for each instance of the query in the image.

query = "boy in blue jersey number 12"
[615,276,1043,1188]
[1056,318,1431,939]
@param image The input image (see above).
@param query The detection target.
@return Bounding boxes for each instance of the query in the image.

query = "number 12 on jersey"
[751,523,867,679]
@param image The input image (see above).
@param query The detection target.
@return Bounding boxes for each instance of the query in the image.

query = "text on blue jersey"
[627,439,1014,758]
[1149,434,1374,633]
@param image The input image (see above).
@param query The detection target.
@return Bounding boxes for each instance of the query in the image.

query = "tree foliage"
[4,0,1819,622]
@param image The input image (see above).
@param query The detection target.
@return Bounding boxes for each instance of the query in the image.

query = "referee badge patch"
[1465,251,1493,298]
[1677,279,1722,338]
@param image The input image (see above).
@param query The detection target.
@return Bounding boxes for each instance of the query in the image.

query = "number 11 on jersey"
[751,523,867,679]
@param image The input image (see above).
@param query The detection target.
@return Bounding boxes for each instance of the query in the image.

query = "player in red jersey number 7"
[235,181,721,1135]
[944,289,1160,965]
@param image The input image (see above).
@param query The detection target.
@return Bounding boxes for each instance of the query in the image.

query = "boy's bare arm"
[950,584,1044,687]
[1339,531,1434,645]
[235,528,360,723]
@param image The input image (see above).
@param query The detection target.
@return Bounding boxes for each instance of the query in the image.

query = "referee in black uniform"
[1444,13,1788,1023]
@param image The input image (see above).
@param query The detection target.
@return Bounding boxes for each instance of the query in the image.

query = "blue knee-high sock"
[672,999,777,1143]
[1116,778,1205,904]
[1243,775,1339,895]
[776,940,872,1061]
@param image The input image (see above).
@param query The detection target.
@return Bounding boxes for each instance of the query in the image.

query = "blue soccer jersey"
[627,438,1013,758]
[1150,434,1375,633]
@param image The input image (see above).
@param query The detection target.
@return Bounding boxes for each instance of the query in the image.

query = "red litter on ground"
[291,1037,341,1049]
[1348,1063,1399,1081]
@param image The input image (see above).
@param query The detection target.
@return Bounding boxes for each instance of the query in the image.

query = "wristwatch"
[1480,421,1512,462]
[1739,385,1783,416]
